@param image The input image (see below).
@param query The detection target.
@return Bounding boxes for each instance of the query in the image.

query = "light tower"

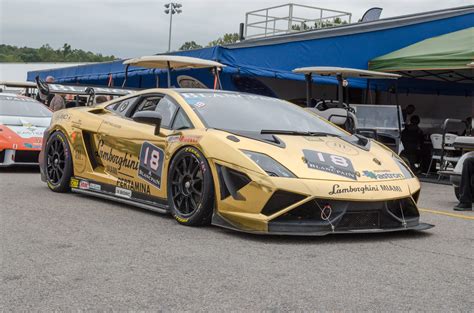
[164,2,183,52]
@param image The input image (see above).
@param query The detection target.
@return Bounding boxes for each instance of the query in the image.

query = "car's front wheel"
[45,131,73,193]
[167,147,214,226]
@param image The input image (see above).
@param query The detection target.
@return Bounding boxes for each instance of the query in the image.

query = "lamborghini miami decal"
[39,88,433,235]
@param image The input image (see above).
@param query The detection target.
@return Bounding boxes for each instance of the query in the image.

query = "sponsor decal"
[167,135,201,144]
[0,94,37,103]
[115,187,132,199]
[117,177,151,194]
[180,92,281,103]
[96,140,139,171]
[138,142,164,189]
[54,111,71,121]
[70,178,79,188]
[326,140,359,156]
[8,126,45,139]
[329,183,403,195]
[303,149,357,180]
[89,183,101,191]
[103,120,122,128]
[79,180,90,190]
[23,143,41,149]
[362,170,404,180]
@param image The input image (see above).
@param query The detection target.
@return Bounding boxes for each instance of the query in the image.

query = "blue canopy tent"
[28,5,474,97]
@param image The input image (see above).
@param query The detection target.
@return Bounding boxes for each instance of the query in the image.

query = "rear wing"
[35,76,135,106]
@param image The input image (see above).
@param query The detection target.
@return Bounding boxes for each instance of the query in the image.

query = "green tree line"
[0,43,116,62]
[179,33,240,51]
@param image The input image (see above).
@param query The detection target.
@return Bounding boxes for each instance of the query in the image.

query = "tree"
[207,33,240,47]
[0,44,115,62]
[179,41,203,51]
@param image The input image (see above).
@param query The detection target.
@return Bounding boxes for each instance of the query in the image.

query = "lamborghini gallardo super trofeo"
[39,88,433,235]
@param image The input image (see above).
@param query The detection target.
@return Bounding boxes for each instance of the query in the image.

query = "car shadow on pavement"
[210,227,433,244]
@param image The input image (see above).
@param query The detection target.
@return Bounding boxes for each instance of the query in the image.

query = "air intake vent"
[261,190,306,216]
[216,165,251,200]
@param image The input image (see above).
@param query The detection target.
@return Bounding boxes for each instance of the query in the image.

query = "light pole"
[164,2,182,53]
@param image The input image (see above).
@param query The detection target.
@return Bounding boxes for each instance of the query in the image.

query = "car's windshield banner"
[46,84,135,96]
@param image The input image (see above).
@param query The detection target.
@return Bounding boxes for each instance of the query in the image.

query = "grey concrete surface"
[1,168,473,311]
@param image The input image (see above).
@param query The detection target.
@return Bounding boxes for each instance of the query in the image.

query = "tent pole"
[122,64,130,88]
[215,67,223,90]
[337,74,344,104]
[305,73,312,107]
[167,61,171,88]
[364,79,370,104]
[395,81,402,136]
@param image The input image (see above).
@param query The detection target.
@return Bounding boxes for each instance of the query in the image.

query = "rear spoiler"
[35,76,135,106]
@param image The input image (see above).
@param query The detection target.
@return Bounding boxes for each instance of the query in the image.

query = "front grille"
[14,150,40,163]
[337,211,380,229]
[269,197,420,231]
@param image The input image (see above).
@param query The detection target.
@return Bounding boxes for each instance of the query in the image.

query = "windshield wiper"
[260,130,340,137]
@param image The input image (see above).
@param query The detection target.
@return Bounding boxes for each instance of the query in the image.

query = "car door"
[96,93,180,203]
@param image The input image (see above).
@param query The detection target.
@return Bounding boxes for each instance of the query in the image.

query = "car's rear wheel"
[167,147,214,226]
[45,131,73,193]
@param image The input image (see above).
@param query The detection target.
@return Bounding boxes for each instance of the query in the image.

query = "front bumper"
[212,162,432,235]
[0,149,40,167]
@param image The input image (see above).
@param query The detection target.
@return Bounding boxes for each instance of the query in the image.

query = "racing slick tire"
[44,131,73,193]
[167,146,214,226]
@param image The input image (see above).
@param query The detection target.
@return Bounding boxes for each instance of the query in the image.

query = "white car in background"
[0,93,52,166]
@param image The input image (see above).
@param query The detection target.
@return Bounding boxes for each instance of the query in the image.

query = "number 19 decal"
[138,142,164,189]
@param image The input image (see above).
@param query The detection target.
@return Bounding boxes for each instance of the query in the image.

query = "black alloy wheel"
[168,147,214,226]
[45,131,73,192]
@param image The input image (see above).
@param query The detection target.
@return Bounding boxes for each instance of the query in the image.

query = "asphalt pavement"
[1,168,473,311]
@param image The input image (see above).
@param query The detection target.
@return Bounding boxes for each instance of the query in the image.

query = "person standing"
[454,156,474,211]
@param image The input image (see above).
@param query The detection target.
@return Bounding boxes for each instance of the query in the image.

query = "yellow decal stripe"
[419,208,474,220]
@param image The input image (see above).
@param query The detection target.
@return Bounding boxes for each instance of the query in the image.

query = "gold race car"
[39,87,433,235]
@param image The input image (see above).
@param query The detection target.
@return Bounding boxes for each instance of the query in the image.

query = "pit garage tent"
[369,27,474,84]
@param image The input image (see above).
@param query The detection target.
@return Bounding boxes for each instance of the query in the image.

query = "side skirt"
[71,178,169,214]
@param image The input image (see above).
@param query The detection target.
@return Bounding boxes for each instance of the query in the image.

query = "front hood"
[217,131,409,182]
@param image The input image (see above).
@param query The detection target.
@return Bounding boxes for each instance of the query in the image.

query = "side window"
[154,96,178,129]
[106,97,136,117]
[172,109,193,130]
[134,96,162,114]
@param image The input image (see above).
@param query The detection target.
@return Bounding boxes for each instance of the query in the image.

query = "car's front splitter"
[212,212,433,236]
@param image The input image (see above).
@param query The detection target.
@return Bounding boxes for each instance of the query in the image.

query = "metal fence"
[244,3,352,39]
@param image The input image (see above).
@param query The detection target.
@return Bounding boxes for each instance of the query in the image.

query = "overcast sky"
[1,0,472,58]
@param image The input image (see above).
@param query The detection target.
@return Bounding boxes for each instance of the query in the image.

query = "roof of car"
[123,55,225,69]
[292,67,401,79]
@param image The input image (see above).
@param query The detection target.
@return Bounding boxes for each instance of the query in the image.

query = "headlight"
[241,150,296,178]
[393,154,415,178]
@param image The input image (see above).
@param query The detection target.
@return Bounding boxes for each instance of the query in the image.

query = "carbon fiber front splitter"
[212,213,434,236]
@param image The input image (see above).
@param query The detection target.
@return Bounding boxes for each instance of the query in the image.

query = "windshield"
[179,91,346,136]
[0,95,52,118]
[353,104,403,130]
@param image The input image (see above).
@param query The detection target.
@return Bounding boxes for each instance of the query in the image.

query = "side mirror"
[132,111,162,135]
